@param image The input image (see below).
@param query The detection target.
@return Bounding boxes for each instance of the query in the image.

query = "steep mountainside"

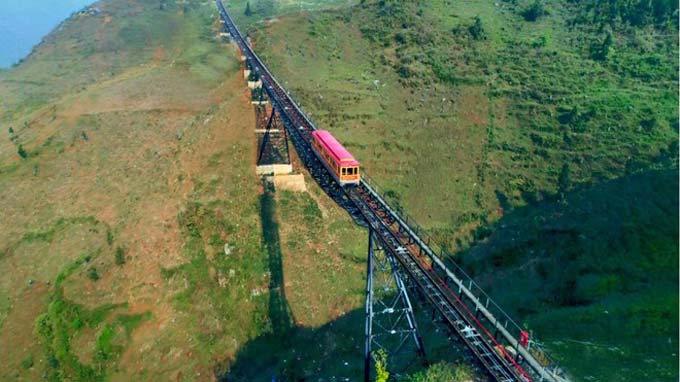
[0,0,676,380]
[226,0,678,380]
[0,1,267,380]
[0,1,380,381]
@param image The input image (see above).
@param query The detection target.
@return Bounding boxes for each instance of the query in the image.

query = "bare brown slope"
[0,1,265,381]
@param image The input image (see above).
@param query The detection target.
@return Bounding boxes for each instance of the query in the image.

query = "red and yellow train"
[311,130,361,186]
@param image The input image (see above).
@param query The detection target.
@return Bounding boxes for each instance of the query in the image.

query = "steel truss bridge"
[217,2,570,381]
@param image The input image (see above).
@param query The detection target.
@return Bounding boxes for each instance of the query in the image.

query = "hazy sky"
[0,0,93,68]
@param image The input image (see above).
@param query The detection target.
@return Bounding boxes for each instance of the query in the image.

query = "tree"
[521,0,545,22]
[17,145,28,159]
[590,31,614,61]
[558,163,571,200]
[468,16,486,40]
[8,127,14,134]
[602,31,613,54]
[244,1,253,16]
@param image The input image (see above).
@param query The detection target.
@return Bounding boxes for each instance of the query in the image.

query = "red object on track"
[311,130,361,185]
[520,331,530,348]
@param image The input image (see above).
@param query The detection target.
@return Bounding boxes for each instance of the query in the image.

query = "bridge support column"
[256,105,292,174]
[364,229,427,382]
[257,106,276,165]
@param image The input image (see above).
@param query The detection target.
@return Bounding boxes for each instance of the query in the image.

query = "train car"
[311,130,360,186]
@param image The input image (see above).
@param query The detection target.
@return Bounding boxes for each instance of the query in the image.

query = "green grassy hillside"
[236,0,677,247]
[227,0,678,380]
[463,169,678,381]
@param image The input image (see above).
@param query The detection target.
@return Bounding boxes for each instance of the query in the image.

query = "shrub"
[590,32,613,61]
[395,31,407,44]
[532,35,548,48]
[106,229,113,246]
[408,362,473,381]
[88,267,100,281]
[115,247,125,265]
[20,355,33,369]
[581,0,678,28]
[373,350,389,382]
[558,163,572,199]
[468,16,486,40]
[17,145,28,159]
[397,64,413,78]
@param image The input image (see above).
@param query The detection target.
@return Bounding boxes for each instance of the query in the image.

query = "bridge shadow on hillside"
[436,169,678,378]
[222,308,364,381]
[260,182,295,335]
[233,181,364,381]
[220,304,472,382]
[460,168,679,315]
[224,181,469,379]
[458,168,679,380]
[225,182,473,381]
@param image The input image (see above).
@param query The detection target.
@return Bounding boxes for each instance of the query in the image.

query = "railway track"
[216,2,569,381]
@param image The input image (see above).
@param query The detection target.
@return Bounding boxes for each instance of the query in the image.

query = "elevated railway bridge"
[216,2,570,381]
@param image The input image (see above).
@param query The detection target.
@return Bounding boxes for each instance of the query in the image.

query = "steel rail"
[348,189,523,382]
[356,179,567,382]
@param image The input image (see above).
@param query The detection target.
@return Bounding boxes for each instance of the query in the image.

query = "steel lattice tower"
[364,230,427,381]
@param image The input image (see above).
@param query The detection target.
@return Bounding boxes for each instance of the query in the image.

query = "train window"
[341,168,346,176]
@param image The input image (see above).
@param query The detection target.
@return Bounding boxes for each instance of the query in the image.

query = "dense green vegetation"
[572,0,678,28]
[356,0,677,205]
[407,361,473,382]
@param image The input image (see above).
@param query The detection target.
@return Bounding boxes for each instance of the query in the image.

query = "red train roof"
[312,130,360,167]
